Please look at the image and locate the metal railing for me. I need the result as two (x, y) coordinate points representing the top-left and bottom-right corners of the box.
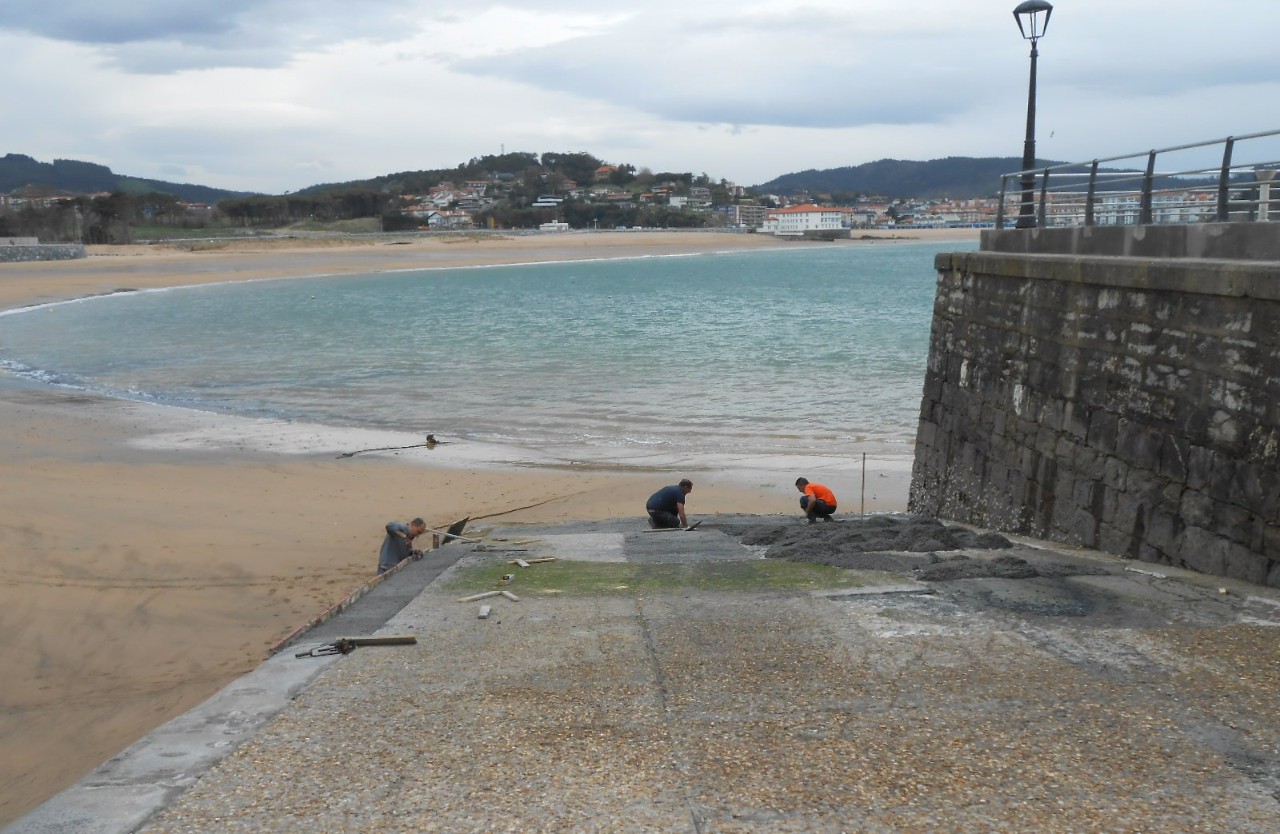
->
(995, 129), (1280, 229)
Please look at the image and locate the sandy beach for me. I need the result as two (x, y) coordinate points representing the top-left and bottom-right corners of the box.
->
(0, 228), (976, 825)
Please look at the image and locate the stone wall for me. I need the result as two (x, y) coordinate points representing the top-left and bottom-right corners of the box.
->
(910, 239), (1280, 586)
(0, 243), (85, 263)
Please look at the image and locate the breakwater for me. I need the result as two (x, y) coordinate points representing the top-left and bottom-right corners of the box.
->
(910, 224), (1280, 586)
(0, 243), (86, 263)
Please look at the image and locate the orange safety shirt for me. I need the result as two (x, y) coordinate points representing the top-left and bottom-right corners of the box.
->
(805, 482), (837, 507)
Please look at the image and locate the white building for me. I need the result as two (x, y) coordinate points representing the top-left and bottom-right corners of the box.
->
(762, 203), (852, 237)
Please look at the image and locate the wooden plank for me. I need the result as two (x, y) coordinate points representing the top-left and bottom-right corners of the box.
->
(514, 559), (530, 568)
(456, 590), (501, 603)
(344, 635), (418, 647)
(500, 590), (520, 601)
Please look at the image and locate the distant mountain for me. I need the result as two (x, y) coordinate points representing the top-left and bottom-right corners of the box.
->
(1, 151), (1093, 206)
(0, 154), (252, 203)
(755, 157), (1067, 200)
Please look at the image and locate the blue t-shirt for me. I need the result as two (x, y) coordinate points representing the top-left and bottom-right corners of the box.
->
(646, 485), (686, 514)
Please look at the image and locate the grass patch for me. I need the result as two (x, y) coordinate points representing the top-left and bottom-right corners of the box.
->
(131, 225), (264, 241)
(285, 218), (382, 233)
(443, 558), (884, 597)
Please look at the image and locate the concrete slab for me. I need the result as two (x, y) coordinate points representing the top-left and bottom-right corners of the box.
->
(10, 514), (1280, 833)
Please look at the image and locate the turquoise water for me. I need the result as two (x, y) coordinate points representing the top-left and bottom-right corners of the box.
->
(0, 241), (973, 462)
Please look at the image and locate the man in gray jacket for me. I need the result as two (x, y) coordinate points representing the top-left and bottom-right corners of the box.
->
(378, 517), (427, 574)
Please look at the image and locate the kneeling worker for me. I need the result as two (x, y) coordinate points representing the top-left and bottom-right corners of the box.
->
(378, 517), (427, 574)
(795, 477), (837, 523)
(646, 479), (693, 529)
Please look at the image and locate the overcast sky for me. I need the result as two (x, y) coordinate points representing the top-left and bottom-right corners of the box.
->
(0, 0), (1276, 194)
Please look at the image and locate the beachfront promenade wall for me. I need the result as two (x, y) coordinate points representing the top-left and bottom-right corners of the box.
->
(909, 224), (1280, 586)
(0, 243), (85, 262)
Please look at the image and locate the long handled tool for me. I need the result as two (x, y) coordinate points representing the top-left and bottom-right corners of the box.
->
(295, 635), (417, 658)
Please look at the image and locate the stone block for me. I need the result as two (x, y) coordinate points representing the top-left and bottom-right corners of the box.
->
(991, 409), (1008, 438)
(1178, 489), (1215, 529)
(1071, 446), (1105, 483)
(1229, 460), (1268, 512)
(1158, 435), (1191, 483)
(1098, 524), (1131, 556)
(1186, 446), (1215, 491)
(1223, 543), (1269, 585)
(1116, 419), (1164, 471)
(1070, 509), (1099, 548)
(1146, 508), (1180, 552)
(1207, 409), (1245, 455)
(1034, 427), (1058, 457)
(1126, 468), (1167, 505)
(1062, 401), (1089, 439)
(1212, 501), (1257, 549)
(1208, 457), (1240, 504)
(1175, 526), (1228, 576)
(1262, 523), (1280, 563)
(1087, 410), (1119, 453)
(1138, 542), (1165, 564)
(1103, 458), (1127, 492)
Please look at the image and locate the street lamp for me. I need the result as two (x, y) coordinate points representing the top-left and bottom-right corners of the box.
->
(1013, 0), (1052, 229)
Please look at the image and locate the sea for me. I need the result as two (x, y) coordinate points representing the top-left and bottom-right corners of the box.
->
(0, 240), (975, 479)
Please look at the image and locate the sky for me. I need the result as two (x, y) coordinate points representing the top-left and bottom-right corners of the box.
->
(0, 0), (1277, 195)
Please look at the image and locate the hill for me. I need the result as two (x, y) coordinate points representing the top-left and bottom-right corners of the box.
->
(755, 156), (1065, 200)
(0, 154), (252, 203)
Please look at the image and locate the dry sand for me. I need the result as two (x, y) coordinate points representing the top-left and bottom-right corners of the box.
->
(0, 227), (977, 825)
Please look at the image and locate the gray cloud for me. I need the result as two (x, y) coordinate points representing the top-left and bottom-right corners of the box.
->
(0, 0), (259, 44)
(0, 0), (1275, 194)
(447, 6), (1002, 130)
(0, 0), (427, 72)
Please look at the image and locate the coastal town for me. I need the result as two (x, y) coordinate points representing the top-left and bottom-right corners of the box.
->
(0, 149), (1245, 244)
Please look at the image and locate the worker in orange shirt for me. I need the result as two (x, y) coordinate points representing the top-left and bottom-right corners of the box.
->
(795, 477), (837, 524)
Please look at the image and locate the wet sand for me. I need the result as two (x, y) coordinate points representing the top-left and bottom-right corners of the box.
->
(0, 228), (976, 825)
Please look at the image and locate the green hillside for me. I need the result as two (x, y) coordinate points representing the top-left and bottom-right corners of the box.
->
(0, 154), (252, 202)
(755, 156), (1062, 199)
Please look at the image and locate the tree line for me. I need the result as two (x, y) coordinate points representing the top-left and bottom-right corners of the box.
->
(0, 148), (762, 242)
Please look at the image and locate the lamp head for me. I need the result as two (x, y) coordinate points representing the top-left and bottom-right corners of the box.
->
(1013, 0), (1053, 42)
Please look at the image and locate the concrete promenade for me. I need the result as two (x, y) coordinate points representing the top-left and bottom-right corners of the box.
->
(9, 515), (1280, 833)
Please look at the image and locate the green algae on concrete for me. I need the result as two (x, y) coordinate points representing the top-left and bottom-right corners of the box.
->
(443, 558), (898, 597)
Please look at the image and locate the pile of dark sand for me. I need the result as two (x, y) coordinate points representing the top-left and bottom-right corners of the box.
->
(719, 515), (1013, 573)
(717, 515), (1110, 581)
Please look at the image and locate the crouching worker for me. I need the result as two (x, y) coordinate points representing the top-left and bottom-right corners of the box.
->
(795, 477), (837, 523)
(378, 517), (427, 574)
(646, 479), (693, 529)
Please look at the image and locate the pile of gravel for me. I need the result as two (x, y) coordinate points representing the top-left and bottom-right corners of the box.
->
(718, 515), (1014, 572)
(717, 516), (1116, 582)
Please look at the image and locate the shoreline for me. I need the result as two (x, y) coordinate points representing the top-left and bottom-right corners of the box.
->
(0, 228), (975, 825)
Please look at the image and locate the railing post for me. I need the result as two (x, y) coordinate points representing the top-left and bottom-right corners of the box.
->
(1139, 150), (1157, 225)
(1257, 168), (1277, 222)
(1085, 160), (1099, 226)
(1037, 171), (1050, 227)
(996, 176), (1009, 229)
(1217, 137), (1235, 222)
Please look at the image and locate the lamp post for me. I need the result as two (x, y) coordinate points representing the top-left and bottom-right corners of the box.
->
(1013, 0), (1052, 229)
